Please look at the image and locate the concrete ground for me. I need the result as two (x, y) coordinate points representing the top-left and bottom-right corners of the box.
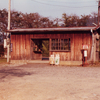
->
(0, 63), (100, 100)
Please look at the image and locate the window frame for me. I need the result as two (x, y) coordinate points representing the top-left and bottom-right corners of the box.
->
(50, 38), (71, 51)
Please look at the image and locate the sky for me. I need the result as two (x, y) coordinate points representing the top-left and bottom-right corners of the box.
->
(0, 0), (98, 19)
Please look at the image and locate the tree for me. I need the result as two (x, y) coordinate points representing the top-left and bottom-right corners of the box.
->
(0, 9), (8, 33)
(89, 12), (98, 26)
(40, 17), (54, 28)
(62, 13), (95, 27)
(62, 13), (80, 27)
(11, 11), (24, 28)
(53, 18), (62, 27)
(78, 15), (91, 26)
(0, 9), (99, 36)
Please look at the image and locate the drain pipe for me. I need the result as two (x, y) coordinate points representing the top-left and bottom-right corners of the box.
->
(89, 29), (94, 62)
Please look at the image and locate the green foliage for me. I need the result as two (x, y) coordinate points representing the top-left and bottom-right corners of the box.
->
(42, 40), (49, 57)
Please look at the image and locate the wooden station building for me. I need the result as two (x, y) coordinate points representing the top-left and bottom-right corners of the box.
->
(8, 27), (100, 65)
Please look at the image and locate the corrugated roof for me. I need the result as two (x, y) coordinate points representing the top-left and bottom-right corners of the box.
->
(7, 27), (96, 33)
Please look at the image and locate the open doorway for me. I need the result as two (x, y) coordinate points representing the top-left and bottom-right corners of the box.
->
(42, 39), (49, 60)
(31, 39), (49, 60)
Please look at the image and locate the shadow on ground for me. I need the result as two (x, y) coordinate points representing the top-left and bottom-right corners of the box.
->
(0, 68), (33, 80)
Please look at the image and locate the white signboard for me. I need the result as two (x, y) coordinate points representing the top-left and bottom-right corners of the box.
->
(55, 54), (60, 65)
(4, 39), (7, 48)
(84, 50), (87, 57)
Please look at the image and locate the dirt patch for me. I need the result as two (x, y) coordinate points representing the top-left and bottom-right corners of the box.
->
(0, 68), (33, 81)
(0, 63), (100, 100)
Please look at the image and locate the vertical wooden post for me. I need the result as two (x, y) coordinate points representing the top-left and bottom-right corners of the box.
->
(7, 0), (11, 63)
(94, 34), (96, 62)
(49, 38), (51, 56)
(98, 0), (100, 25)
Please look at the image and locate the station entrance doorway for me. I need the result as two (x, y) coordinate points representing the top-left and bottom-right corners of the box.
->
(31, 39), (49, 60)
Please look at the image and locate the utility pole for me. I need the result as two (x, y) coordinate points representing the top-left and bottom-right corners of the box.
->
(7, 0), (11, 63)
(98, 0), (100, 25)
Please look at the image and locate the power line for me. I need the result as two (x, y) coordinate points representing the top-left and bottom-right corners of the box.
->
(31, 0), (98, 8)
(37, 0), (96, 4)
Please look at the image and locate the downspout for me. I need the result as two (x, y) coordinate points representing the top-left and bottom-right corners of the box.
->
(89, 29), (94, 62)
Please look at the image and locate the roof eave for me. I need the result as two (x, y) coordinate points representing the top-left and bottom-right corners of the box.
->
(7, 27), (96, 33)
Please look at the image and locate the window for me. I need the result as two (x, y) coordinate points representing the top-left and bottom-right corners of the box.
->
(51, 39), (70, 51)
(31, 39), (42, 52)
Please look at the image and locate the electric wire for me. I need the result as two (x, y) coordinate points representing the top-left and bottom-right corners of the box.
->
(37, 0), (96, 4)
(31, 0), (98, 8)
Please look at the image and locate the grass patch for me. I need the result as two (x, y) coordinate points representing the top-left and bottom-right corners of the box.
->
(0, 58), (7, 64)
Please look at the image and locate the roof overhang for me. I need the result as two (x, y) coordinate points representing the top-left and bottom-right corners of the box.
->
(7, 27), (96, 33)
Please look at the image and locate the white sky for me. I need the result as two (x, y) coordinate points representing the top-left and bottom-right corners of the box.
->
(0, 0), (98, 19)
